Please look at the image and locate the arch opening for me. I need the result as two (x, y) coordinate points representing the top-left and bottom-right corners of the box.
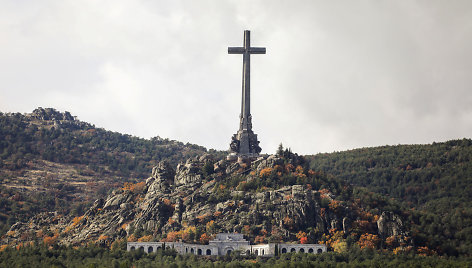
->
(281, 248), (287, 254)
(197, 249), (202, 255)
(148, 247), (153, 253)
(308, 248), (314, 253)
(290, 248), (296, 252)
(206, 249), (211, 255)
(317, 248), (323, 254)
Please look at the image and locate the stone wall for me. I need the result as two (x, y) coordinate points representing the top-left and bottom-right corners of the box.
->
(279, 243), (327, 254)
(127, 241), (327, 256)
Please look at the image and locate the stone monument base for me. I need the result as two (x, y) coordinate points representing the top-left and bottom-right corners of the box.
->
(226, 153), (238, 161)
(237, 153), (259, 163)
(227, 153), (259, 163)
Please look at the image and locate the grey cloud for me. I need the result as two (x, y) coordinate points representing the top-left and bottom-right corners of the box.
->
(0, 0), (471, 154)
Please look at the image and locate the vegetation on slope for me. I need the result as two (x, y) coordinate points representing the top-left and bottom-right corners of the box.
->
(83, 151), (418, 257)
(0, 108), (210, 235)
(1, 242), (471, 267)
(1, 107), (471, 261)
(307, 139), (472, 256)
(0, 108), (209, 175)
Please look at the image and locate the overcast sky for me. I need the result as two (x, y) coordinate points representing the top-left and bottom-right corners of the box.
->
(1, 0), (471, 155)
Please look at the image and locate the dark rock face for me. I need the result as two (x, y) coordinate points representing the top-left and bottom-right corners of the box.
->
(377, 211), (406, 238)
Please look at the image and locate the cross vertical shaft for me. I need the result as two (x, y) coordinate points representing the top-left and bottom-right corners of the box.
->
(242, 30), (251, 127)
(228, 30), (266, 158)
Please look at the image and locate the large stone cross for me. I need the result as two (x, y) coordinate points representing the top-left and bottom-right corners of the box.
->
(228, 30), (265, 158)
(228, 30), (266, 131)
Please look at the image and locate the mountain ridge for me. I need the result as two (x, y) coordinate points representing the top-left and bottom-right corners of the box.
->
(1, 108), (471, 257)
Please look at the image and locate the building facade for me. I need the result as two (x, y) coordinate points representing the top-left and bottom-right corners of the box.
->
(127, 233), (327, 257)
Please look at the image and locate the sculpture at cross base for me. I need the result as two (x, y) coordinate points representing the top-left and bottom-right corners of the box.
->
(227, 30), (265, 160)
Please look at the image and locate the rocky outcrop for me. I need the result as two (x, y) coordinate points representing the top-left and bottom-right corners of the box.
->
(26, 107), (92, 129)
(31, 107), (75, 121)
(147, 161), (175, 193)
(251, 155), (283, 172)
(174, 158), (203, 185)
(377, 211), (406, 238)
(2, 154), (411, 248)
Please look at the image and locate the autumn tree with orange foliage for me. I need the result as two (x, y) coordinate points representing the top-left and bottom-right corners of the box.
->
(122, 181), (146, 193)
(319, 229), (344, 250)
(300, 237), (308, 244)
(206, 220), (216, 234)
(417, 246), (437, 256)
(385, 235), (399, 249)
(295, 165), (304, 174)
(127, 234), (137, 242)
(181, 226), (196, 242)
(137, 235), (152, 242)
(199, 233), (210, 244)
(296, 231), (308, 244)
(259, 167), (273, 178)
(357, 233), (380, 250)
(43, 233), (59, 246)
(164, 231), (181, 242)
(285, 163), (295, 173)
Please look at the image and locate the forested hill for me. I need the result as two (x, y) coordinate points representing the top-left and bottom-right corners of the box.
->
(307, 139), (472, 255)
(307, 139), (472, 211)
(0, 108), (210, 177)
(0, 108), (212, 234)
(1, 108), (472, 257)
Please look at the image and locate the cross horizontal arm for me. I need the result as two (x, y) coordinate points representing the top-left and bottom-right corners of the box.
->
(249, 47), (266, 54)
(228, 47), (245, 54)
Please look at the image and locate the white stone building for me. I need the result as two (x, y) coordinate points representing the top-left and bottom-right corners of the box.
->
(127, 233), (327, 257)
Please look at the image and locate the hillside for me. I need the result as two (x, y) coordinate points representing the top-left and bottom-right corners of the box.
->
(0, 108), (210, 234)
(1, 108), (471, 258)
(0, 108), (210, 174)
(4, 152), (414, 257)
(307, 139), (472, 256)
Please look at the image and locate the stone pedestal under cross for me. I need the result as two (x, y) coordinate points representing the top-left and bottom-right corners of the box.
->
(227, 30), (265, 159)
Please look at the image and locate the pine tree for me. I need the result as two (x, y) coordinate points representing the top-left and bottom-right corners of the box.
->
(277, 143), (284, 156)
